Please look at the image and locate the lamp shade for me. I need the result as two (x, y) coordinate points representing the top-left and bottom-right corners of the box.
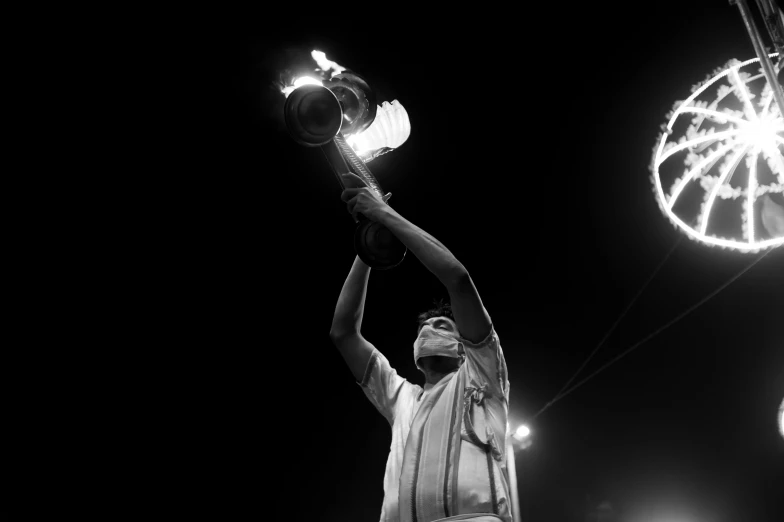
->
(346, 100), (411, 160)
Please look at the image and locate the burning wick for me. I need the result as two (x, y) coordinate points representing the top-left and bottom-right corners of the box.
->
(278, 49), (411, 161)
(280, 49), (347, 98)
(281, 76), (323, 98)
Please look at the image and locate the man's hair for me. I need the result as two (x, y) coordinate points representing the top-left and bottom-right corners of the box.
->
(416, 299), (454, 331)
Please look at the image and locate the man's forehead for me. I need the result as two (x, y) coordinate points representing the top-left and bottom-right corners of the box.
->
(423, 316), (456, 326)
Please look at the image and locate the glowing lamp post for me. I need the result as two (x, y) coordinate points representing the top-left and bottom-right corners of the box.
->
(506, 424), (532, 522)
(779, 396), (784, 440)
(514, 425), (531, 439)
(283, 69), (407, 270)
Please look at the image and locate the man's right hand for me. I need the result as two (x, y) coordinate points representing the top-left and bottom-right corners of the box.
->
(340, 172), (392, 222)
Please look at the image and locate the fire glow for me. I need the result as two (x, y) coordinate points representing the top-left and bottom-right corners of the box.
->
(280, 76), (322, 98)
(279, 50), (346, 98)
(279, 50), (412, 161)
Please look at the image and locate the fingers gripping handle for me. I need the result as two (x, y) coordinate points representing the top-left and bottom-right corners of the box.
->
(320, 136), (390, 221)
(320, 136), (406, 269)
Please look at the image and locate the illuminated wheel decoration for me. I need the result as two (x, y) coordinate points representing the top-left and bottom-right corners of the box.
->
(651, 55), (784, 252)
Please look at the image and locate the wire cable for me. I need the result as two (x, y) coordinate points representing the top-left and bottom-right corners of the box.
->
(531, 236), (683, 420)
(532, 247), (773, 420)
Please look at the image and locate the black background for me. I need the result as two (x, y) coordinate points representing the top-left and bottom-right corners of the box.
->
(83, 3), (784, 521)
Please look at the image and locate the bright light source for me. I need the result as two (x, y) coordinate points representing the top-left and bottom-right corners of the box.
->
(515, 425), (530, 438)
(293, 76), (322, 88)
(345, 100), (411, 158)
(280, 76), (323, 98)
(651, 54), (784, 253)
(779, 396), (784, 440)
(739, 116), (782, 153)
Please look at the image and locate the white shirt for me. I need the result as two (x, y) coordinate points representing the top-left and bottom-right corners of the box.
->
(358, 327), (509, 522)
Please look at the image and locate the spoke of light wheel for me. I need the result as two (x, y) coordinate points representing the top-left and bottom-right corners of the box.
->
(662, 205), (782, 249)
(759, 90), (774, 119)
(693, 72), (769, 129)
(700, 145), (750, 235)
(731, 67), (760, 122)
(667, 56), (775, 130)
(771, 137), (784, 184)
(747, 151), (759, 245)
(668, 142), (736, 210)
(669, 72), (732, 129)
(680, 107), (749, 126)
(657, 129), (743, 166)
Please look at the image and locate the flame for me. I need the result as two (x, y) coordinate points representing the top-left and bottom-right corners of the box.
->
(311, 50), (345, 78)
(278, 50), (346, 98)
(281, 76), (323, 98)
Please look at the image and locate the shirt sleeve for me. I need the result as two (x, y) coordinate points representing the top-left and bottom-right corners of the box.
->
(459, 325), (509, 403)
(358, 349), (420, 426)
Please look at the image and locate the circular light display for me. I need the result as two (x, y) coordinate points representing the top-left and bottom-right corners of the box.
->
(651, 55), (784, 252)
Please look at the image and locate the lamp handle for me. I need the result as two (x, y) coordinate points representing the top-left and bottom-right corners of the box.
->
(320, 135), (406, 269)
(320, 136), (391, 218)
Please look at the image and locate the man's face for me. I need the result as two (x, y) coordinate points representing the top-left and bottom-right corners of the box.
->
(416, 316), (462, 375)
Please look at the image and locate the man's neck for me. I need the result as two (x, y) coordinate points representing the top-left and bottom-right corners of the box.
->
(424, 369), (456, 386)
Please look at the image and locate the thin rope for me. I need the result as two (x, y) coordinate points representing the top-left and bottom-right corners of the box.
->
(531, 236), (683, 420)
(532, 247), (772, 420)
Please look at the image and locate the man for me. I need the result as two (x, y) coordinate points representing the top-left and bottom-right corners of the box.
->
(329, 172), (511, 522)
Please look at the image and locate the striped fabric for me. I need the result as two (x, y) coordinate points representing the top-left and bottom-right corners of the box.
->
(432, 513), (506, 522)
(398, 368), (466, 522)
(359, 327), (511, 522)
(398, 365), (510, 522)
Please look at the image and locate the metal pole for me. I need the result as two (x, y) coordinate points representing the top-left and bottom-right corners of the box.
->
(753, 0), (784, 60)
(506, 437), (522, 522)
(731, 0), (784, 116)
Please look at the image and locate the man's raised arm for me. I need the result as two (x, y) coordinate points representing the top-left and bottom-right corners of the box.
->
(340, 173), (492, 343)
(329, 255), (376, 381)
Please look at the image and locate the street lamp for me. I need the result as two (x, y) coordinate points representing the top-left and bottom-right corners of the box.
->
(778, 396), (784, 440)
(507, 424), (532, 522)
(514, 425), (531, 440)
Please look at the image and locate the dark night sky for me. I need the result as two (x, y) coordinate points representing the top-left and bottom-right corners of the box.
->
(140, 3), (784, 521)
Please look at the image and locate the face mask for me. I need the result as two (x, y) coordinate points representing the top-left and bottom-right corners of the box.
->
(413, 325), (464, 371)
